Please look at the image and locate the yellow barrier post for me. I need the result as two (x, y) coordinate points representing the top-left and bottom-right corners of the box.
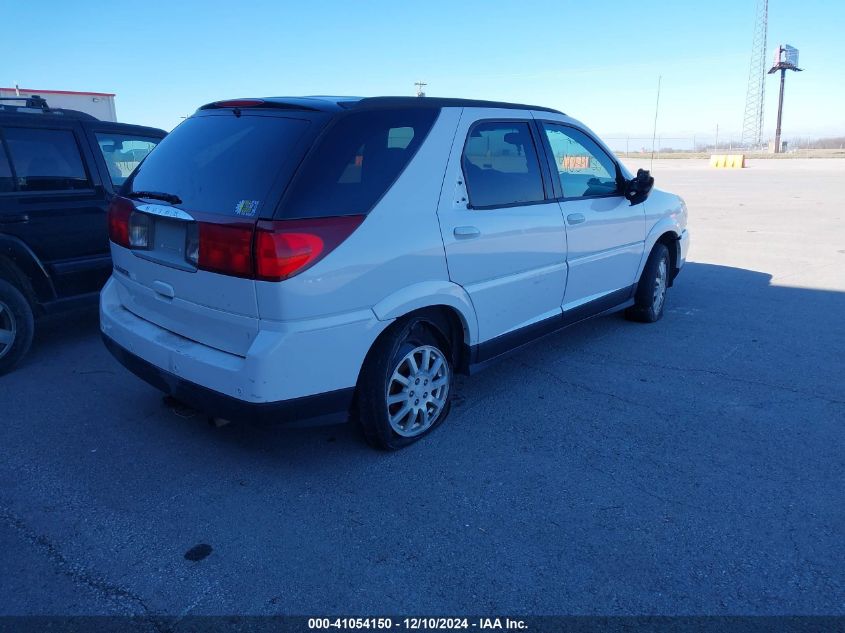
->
(710, 154), (746, 168)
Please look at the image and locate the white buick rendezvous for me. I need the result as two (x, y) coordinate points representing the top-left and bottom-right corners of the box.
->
(101, 96), (689, 449)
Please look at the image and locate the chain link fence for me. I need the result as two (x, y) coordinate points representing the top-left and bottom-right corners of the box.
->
(602, 136), (845, 158)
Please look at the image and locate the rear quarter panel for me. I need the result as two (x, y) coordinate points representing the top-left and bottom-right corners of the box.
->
(255, 108), (466, 327)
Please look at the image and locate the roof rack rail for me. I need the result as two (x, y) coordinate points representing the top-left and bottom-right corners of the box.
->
(0, 96), (99, 120)
(0, 94), (50, 110)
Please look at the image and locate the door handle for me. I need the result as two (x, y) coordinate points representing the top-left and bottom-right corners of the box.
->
(453, 226), (481, 239)
(567, 213), (586, 225)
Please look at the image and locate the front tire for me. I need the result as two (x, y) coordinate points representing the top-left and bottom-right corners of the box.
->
(625, 243), (670, 323)
(0, 279), (35, 376)
(357, 317), (454, 450)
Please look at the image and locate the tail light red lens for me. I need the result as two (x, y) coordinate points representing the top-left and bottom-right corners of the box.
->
(255, 216), (365, 281)
(255, 230), (323, 281)
(197, 222), (254, 277)
(108, 198), (363, 282)
(107, 196), (135, 248)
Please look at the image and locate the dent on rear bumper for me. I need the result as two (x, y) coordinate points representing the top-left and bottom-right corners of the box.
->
(100, 276), (389, 405)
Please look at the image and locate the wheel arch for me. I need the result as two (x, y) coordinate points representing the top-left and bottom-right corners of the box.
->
(372, 281), (478, 345)
(655, 231), (680, 285)
(371, 283), (478, 376)
(636, 222), (681, 287)
(0, 236), (55, 309)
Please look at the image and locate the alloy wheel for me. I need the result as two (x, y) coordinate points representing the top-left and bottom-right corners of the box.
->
(653, 257), (668, 313)
(386, 344), (450, 437)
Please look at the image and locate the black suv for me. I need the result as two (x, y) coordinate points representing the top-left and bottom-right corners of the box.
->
(0, 96), (166, 374)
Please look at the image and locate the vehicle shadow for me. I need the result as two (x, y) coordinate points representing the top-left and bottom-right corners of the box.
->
(149, 259), (845, 468)
(12, 261), (844, 472)
(31, 305), (100, 350)
(4, 259), (845, 617)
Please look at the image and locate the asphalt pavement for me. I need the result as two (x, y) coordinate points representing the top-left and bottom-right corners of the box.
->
(1, 159), (843, 619)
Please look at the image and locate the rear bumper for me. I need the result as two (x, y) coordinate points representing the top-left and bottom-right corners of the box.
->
(103, 333), (354, 426)
(100, 275), (388, 425)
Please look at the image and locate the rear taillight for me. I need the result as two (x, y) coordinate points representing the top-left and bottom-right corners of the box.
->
(109, 197), (363, 282)
(254, 216), (365, 281)
(197, 222), (254, 277)
(107, 196), (134, 248)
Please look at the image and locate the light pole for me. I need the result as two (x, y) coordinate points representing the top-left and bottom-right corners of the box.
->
(768, 44), (803, 153)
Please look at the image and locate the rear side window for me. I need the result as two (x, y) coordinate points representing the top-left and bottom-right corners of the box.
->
(126, 114), (311, 216)
(95, 133), (161, 187)
(2, 127), (90, 192)
(462, 121), (545, 208)
(281, 108), (439, 219)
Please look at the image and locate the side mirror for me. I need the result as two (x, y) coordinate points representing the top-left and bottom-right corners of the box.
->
(625, 168), (654, 205)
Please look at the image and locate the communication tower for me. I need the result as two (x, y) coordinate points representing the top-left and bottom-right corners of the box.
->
(741, 0), (769, 148)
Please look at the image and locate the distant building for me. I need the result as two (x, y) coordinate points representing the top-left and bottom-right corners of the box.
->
(0, 86), (117, 121)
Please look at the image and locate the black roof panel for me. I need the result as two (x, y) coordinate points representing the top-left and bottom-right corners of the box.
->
(349, 96), (564, 114)
(198, 96), (563, 115)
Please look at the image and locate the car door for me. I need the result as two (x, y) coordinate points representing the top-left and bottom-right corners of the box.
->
(436, 109), (568, 350)
(537, 121), (646, 312)
(0, 121), (110, 298)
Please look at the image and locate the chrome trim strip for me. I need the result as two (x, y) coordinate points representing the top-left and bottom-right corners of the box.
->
(135, 203), (194, 222)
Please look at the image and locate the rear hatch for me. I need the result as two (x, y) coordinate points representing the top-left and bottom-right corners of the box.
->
(109, 106), (324, 356)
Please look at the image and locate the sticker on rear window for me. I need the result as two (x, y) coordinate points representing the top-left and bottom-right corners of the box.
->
(234, 199), (260, 216)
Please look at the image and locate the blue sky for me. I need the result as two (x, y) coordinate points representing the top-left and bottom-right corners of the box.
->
(6, 0), (844, 142)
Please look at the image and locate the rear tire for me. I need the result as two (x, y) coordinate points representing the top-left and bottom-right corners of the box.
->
(625, 243), (670, 323)
(357, 317), (454, 450)
(0, 279), (35, 376)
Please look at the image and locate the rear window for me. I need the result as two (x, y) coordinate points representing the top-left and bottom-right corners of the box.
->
(126, 114), (311, 217)
(280, 108), (439, 219)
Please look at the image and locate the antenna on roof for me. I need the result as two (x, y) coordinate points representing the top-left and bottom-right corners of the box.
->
(414, 81), (427, 97)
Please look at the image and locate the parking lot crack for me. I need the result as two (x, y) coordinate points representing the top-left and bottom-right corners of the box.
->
(515, 360), (653, 410)
(0, 504), (163, 626)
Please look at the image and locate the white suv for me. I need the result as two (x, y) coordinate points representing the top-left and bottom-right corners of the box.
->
(101, 96), (689, 449)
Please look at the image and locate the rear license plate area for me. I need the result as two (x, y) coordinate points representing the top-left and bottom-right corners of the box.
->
(135, 217), (196, 272)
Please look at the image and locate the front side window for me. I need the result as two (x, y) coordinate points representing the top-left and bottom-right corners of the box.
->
(462, 121), (545, 208)
(96, 133), (160, 187)
(2, 127), (90, 192)
(542, 123), (619, 198)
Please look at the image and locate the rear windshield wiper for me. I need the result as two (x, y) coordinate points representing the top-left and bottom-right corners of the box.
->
(127, 190), (182, 205)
